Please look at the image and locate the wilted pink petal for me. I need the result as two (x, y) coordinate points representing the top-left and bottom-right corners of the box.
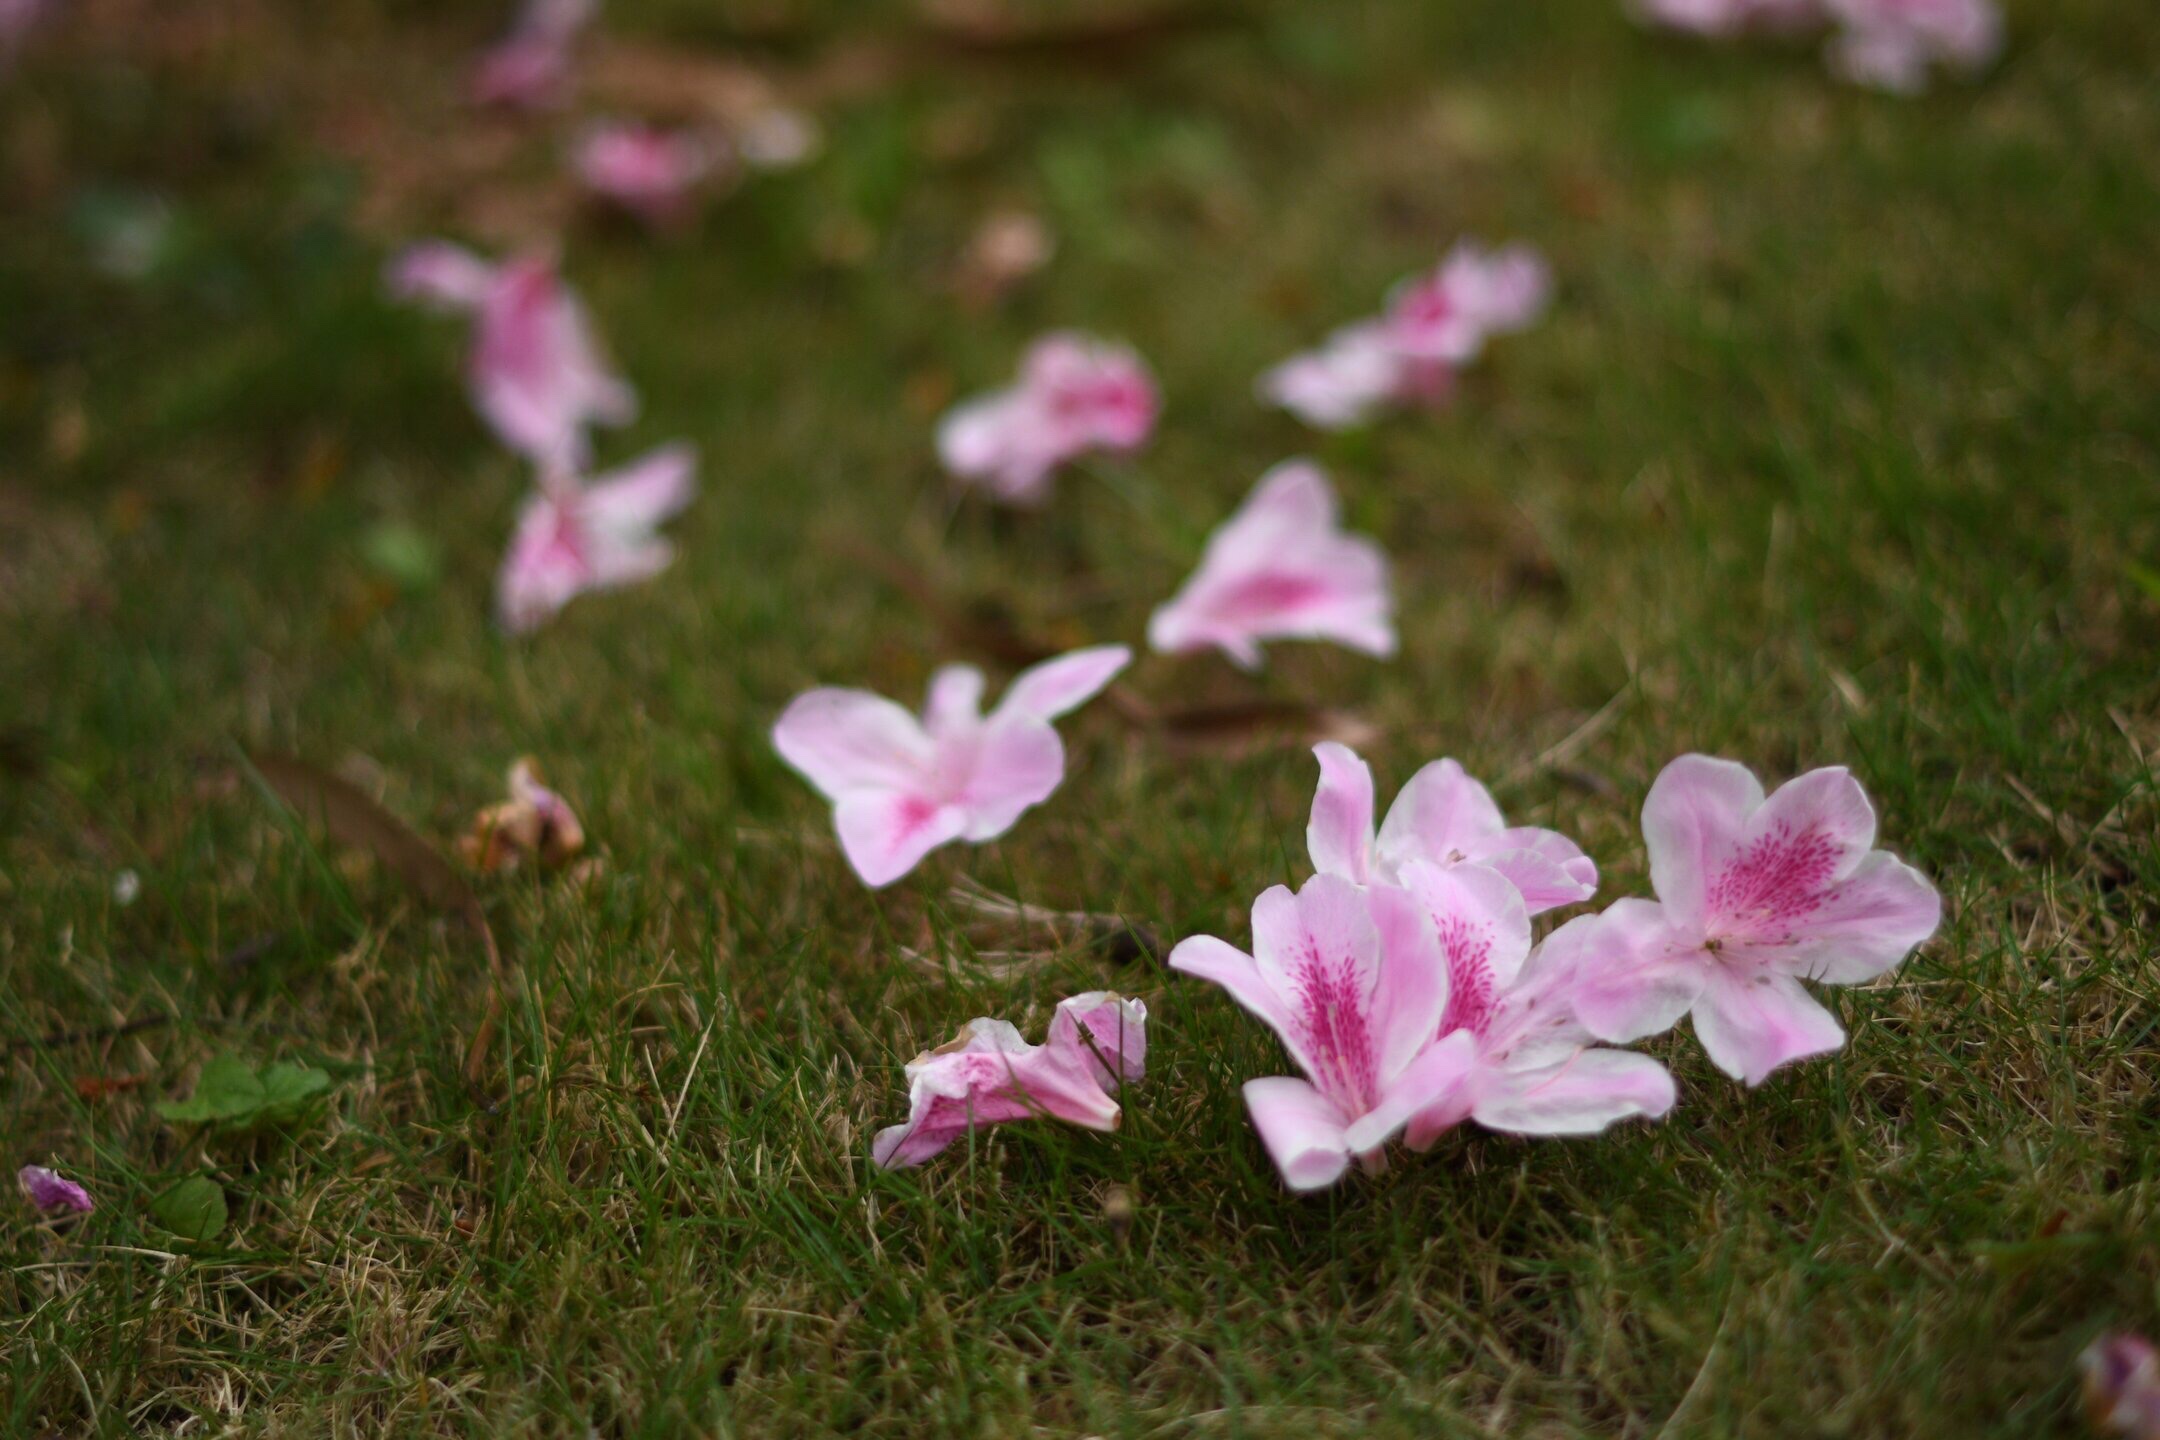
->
(937, 333), (1158, 505)
(2084, 1334), (2160, 1440)
(18, 1164), (93, 1215)
(497, 444), (696, 633)
(1823, 0), (1999, 91)
(772, 645), (1130, 887)
(472, 0), (597, 109)
(1572, 755), (1939, 1085)
(1147, 461), (1394, 669)
(573, 121), (717, 227)
(871, 993), (1147, 1168)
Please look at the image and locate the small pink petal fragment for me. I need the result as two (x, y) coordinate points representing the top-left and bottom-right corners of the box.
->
(573, 121), (718, 227)
(871, 994), (1147, 1168)
(1147, 460), (1394, 669)
(1823, 0), (2000, 92)
(937, 333), (1158, 505)
(2084, 1334), (2160, 1440)
(18, 1164), (93, 1214)
(472, 0), (597, 110)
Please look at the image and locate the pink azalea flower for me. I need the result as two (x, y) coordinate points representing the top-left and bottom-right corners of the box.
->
(1147, 461), (1394, 669)
(1260, 240), (1550, 431)
(1822, 0), (2000, 92)
(17, 1164), (93, 1214)
(471, 0), (597, 110)
(1306, 743), (1598, 915)
(1570, 755), (1941, 1086)
(1381, 242), (1552, 366)
(936, 333), (1159, 505)
(388, 242), (637, 470)
(2083, 1334), (2160, 1440)
(497, 444), (696, 633)
(872, 991), (1147, 1168)
(573, 121), (718, 228)
(772, 645), (1132, 887)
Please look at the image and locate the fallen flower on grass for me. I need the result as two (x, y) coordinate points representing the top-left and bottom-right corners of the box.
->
(1259, 241), (1549, 430)
(572, 121), (720, 228)
(1148, 461), (1394, 669)
(1822, 0), (2000, 92)
(1169, 866), (1673, 1192)
(872, 991), (1147, 1167)
(497, 444), (696, 633)
(772, 645), (1130, 887)
(387, 241), (636, 471)
(472, 0), (598, 110)
(2082, 1334), (2160, 1440)
(17, 1164), (93, 1215)
(1568, 755), (1941, 1086)
(459, 757), (587, 872)
(937, 333), (1158, 505)
(1306, 743), (1597, 914)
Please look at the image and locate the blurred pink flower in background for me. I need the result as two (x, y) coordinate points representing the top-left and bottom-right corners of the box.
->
(573, 121), (719, 228)
(772, 645), (1131, 887)
(1568, 755), (1941, 1086)
(937, 333), (1158, 505)
(2083, 1334), (2160, 1440)
(1261, 241), (1550, 429)
(1824, 0), (2000, 92)
(18, 1164), (93, 1214)
(872, 992), (1147, 1168)
(471, 0), (598, 110)
(388, 242), (636, 470)
(497, 443), (696, 633)
(1632, 0), (1823, 36)
(1148, 461), (1394, 669)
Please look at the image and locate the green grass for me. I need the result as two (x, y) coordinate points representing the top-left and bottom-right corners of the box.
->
(4, 0), (2158, 1434)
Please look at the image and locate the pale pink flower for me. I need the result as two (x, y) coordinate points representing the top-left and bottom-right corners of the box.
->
(936, 333), (1158, 505)
(772, 645), (1131, 887)
(18, 1164), (93, 1214)
(1823, 0), (2000, 92)
(388, 242), (636, 470)
(497, 444), (696, 633)
(1147, 461), (1394, 669)
(1569, 755), (1941, 1086)
(1632, 0), (1823, 36)
(1381, 242), (1552, 366)
(573, 121), (718, 228)
(1255, 321), (1401, 430)
(872, 991), (1147, 1168)
(2083, 1334), (2160, 1440)
(471, 0), (597, 110)
(1306, 743), (1597, 915)
(1260, 240), (1550, 430)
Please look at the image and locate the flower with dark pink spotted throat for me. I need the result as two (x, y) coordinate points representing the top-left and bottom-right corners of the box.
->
(872, 993), (1146, 1168)
(772, 645), (1131, 887)
(1567, 755), (1941, 1086)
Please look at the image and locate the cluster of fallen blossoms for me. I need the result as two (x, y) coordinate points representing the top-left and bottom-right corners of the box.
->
(856, 743), (1941, 1191)
(1633, 0), (2001, 93)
